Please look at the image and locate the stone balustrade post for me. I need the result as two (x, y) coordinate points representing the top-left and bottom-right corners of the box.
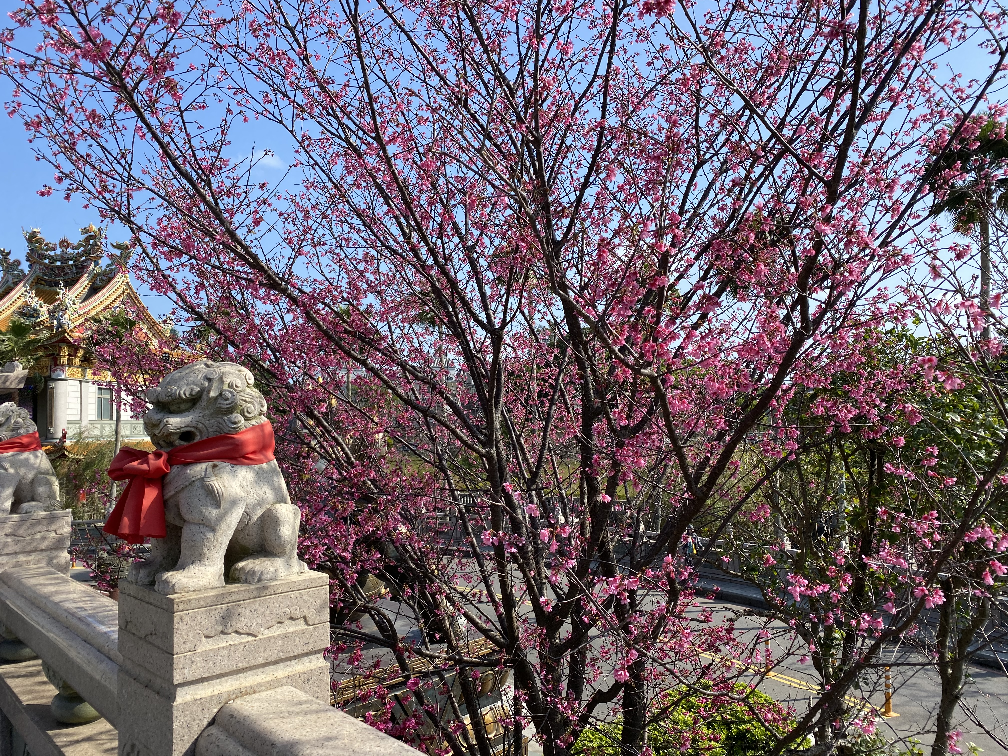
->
(0, 510), (72, 664)
(116, 572), (330, 756)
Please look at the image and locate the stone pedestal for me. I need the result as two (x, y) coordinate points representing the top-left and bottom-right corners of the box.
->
(0, 511), (71, 575)
(116, 571), (330, 756)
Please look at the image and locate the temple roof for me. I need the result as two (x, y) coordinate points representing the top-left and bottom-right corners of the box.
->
(0, 226), (165, 371)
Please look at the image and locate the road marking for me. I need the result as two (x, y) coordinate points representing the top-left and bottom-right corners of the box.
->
(698, 651), (866, 708)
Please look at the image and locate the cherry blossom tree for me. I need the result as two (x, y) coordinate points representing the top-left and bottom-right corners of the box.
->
(906, 166), (1008, 755)
(719, 325), (1008, 753)
(5, 0), (1008, 753)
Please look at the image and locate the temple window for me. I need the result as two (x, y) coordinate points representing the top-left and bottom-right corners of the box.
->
(97, 387), (113, 421)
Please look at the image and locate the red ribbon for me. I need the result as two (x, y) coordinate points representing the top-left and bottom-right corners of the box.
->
(0, 432), (43, 454)
(103, 421), (276, 544)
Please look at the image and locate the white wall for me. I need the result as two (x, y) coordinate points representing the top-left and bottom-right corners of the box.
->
(66, 380), (80, 422)
(86, 383), (97, 421)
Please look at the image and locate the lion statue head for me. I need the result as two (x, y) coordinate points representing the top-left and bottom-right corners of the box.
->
(0, 403), (38, 442)
(143, 360), (268, 450)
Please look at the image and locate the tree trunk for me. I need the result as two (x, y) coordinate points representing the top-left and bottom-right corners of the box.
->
(619, 657), (647, 756)
(931, 581), (990, 756)
(512, 691), (523, 756)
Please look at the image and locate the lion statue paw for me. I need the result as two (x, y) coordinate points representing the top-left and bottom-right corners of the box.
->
(155, 565), (226, 595)
(230, 555), (307, 584)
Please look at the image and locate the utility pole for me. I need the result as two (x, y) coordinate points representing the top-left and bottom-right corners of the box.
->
(107, 385), (123, 516)
(980, 194), (992, 341)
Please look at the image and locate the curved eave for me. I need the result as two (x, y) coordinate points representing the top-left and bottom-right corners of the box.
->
(75, 272), (165, 340)
(75, 273), (128, 324)
(0, 264), (96, 332)
(0, 266), (165, 351)
(67, 265), (97, 300)
(0, 271), (38, 331)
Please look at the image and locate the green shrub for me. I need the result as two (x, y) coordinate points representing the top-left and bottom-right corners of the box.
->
(50, 440), (117, 519)
(50, 437), (153, 519)
(574, 685), (794, 756)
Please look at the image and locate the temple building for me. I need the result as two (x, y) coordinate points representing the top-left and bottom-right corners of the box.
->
(0, 226), (163, 443)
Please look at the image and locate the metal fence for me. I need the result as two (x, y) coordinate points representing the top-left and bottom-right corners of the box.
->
(69, 519), (144, 586)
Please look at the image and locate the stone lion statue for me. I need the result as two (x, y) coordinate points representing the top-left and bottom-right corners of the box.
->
(128, 360), (307, 595)
(0, 404), (60, 514)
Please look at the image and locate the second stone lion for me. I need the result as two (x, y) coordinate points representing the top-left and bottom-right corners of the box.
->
(107, 359), (307, 595)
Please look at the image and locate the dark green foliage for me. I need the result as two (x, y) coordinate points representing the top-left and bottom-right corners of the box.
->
(929, 117), (1008, 232)
(50, 440), (115, 519)
(0, 318), (47, 367)
(574, 686), (795, 756)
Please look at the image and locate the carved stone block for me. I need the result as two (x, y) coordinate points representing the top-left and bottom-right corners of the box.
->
(117, 571), (330, 756)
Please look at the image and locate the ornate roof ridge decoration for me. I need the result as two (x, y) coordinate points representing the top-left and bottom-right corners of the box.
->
(24, 225), (104, 288)
(48, 283), (79, 334)
(14, 287), (48, 326)
(0, 248), (26, 295)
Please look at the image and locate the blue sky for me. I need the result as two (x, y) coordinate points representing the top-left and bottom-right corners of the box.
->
(0, 103), (292, 321)
(0, 69), (296, 321)
(0, 111), (106, 254)
(0, 2), (999, 326)
(0, 107), (178, 316)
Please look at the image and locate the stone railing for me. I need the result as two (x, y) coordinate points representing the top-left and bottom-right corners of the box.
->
(0, 510), (420, 756)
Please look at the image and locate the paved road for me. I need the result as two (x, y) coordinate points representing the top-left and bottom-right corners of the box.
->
(337, 579), (1008, 755)
(693, 596), (1008, 755)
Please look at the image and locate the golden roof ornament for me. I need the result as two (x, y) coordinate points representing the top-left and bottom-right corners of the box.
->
(24, 226), (103, 288)
(48, 284), (78, 334)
